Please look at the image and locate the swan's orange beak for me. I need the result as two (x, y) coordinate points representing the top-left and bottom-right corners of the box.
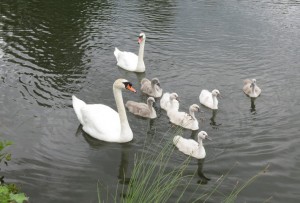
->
(126, 85), (137, 93)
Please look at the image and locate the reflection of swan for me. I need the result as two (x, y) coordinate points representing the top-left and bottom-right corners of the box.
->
(160, 92), (179, 112)
(197, 158), (210, 184)
(125, 97), (157, 119)
(210, 109), (221, 128)
(173, 131), (211, 159)
(114, 33), (146, 72)
(199, 89), (221, 110)
(250, 97), (256, 113)
(72, 79), (137, 143)
(118, 144), (132, 185)
(243, 79), (261, 98)
(167, 104), (200, 130)
(140, 78), (163, 98)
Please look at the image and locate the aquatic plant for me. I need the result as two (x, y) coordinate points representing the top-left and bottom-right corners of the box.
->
(0, 140), (28, 203)
(97, 126), (268, 203)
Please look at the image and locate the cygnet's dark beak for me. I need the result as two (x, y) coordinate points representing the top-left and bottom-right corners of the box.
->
(206, 135), (212, 141)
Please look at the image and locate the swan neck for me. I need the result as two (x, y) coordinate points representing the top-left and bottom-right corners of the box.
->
(113, 86), (131, 136)
(212, 95), (217, 109)
(189, 109), (196, 120)
(147, 101), (153, 112)
(251, 84), (255, 94)
(197, 138), (203, 147)
(136, 40), (145, 72)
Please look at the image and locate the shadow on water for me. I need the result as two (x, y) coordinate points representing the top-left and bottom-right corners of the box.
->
(197, 158), (211, 185)
(75, 124), (133, 184)
(250, 97), (257, 114)
(210, 109), (222, 129)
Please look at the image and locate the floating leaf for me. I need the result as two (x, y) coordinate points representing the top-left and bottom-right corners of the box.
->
(10, 193), (29, 203)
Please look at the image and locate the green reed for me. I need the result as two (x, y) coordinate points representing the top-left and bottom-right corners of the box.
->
(97, 125), (269, 203)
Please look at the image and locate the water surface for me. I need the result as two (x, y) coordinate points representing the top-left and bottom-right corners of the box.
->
(0, 0), (300, 202)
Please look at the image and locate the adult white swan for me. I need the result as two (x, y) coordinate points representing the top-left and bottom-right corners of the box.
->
(243, 79), (261, 98)
(72, 79), (137, 143)
(114, 33), (146, 72)
(160, 92), (180, 112)
(125, 97), (157, 119)
(173, 131), (211, 159)
(140, 77), (163, 98)
(167, 104), (200, 130)
(199, 89), (221, 110)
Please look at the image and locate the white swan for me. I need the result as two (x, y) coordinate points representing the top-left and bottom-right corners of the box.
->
(243, 79), (261, 98)
(140, 78), (163, 98)
(160, 92), (180, 112)
(173, 131), (211, 159)
(114, 33), (146, 72)
(167, 104), (200, 130)
(72, 79), (137, 143)
(125, 97), (157, 119)
(199, 89), (220, 110)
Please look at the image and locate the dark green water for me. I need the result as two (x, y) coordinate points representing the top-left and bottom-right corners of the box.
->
(0, 0), (300, 202)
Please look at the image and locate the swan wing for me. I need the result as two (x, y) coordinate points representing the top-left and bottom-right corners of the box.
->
(160, 92), (170, 110)
(126, 101), (151, 117)
(174, 136), (199, 156)
(115, 48), (138, 71)
(199, 90), (213, 109)
(255, 86), (262, 96)
(81, 104), (121, 142)
(243, 79), (252, 95)
(141, 80), (154, 96)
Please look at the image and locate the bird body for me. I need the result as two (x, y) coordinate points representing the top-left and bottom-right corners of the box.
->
(243, 79), (261, 98)
(125, 97), (157, 119)
(72, 79), (136, 143)
(160, 92), (179, 112)
(173, 131), (210, 159)
(167, 104), (200, 130)
(199, 89), (220, 110)
(114, 33), (146, 72)
(140, 78), (163, 98)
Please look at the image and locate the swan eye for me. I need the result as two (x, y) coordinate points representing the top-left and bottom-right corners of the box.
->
(138, 35), (143, 39)
(123, 82), (132, 88)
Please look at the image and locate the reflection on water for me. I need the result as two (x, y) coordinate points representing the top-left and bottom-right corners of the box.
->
(197, 158), (210, 185)
(118, 144), (131, 185)
(210, 109), (221, 129)
(250, 97), (256, 113)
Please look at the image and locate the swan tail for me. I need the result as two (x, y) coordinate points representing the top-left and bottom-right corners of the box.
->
(114, 47), (121, 61)
(72, 95), (86, 125)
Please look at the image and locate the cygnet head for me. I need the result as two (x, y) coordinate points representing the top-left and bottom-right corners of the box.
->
(151, 78), (161, 87)
(138, 32), (146, 44)
(212, 89), (220, 97)
(190, 104), (200, 112)
(197, 131), (211, 141)
(114, 79), (137, 93)
(147, 97), (155, 105)
(250, 79), (257, 88)
(170, 93), (179, 101)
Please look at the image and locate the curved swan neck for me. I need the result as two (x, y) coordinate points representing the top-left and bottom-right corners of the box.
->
(147, 101), (153, 112)
(136, 40), (145, 72)
(113, 86), (131, 136)
(189, 109), (196, 120)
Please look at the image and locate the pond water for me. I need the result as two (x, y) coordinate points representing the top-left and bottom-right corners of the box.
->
(0, 0), (300, 202)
